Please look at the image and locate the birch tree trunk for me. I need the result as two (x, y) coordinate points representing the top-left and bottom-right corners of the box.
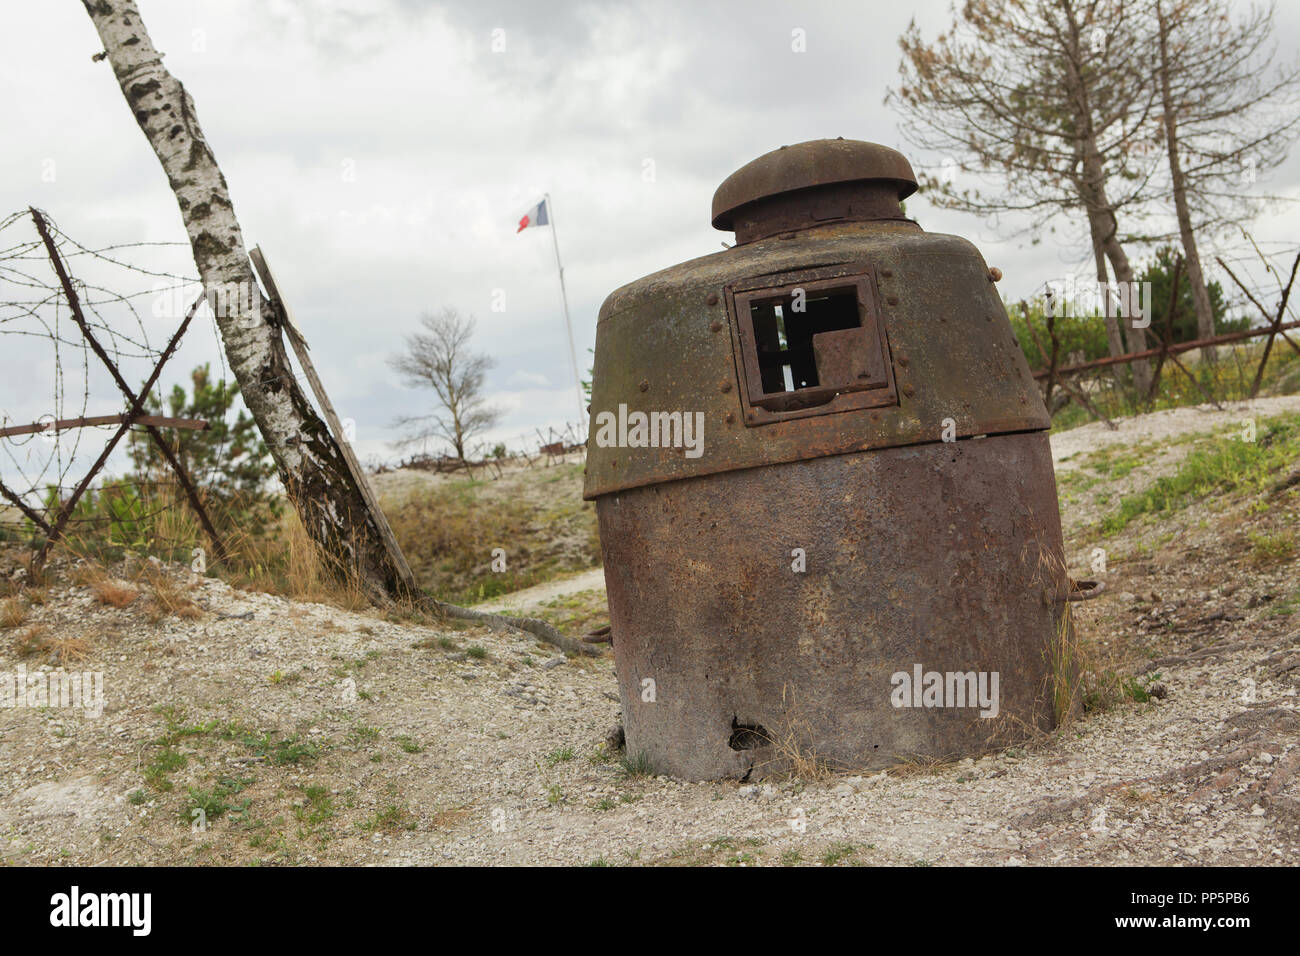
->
(82, 0), (413, 606)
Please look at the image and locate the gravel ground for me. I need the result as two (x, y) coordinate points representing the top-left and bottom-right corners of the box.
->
(1, 406), (1298, 866)
(1050, 396), (1300, 470)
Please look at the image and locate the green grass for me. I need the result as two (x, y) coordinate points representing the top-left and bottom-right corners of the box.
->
(360, 802), (418, 833)
(142, 708), (321, 793)
(545, 746), (575, 767)
(1267, 590), (1300, 618)
(379, 463), (600, 606)
(1121, 672), (1163, 704)
(293, 785), (335, 828)
(393, 734), (424, 754)
(144, 748), (186, 791)
(1099, 414), (1300, 535)
(1249, 530), (1296, 564)
(532, 588), (609, 637)
(822, 842), (857, 866)
(181, 776), (252, 824)
(1049, 340), (1300, 433)
(617, 750), (655, 778)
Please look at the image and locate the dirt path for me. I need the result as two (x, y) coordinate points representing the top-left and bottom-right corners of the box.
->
(3, 401), (1298, 866)
(1050, 396), (1300, 470)
(474, 568), (606, 614)
(469, 398), (1300, 612)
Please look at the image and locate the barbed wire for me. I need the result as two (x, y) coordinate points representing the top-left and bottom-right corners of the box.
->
(0, 208), (239, 539)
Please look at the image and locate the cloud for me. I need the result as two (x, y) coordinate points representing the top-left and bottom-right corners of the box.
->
(2, 0), (1298, 490)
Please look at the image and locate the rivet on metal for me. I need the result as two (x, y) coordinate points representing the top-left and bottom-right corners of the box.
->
(720, 381), (732, 393)
(639, 380), (649, 392)
(988, 267), (1003, 282)
(902, 383), (915, 397)
(706, 292), (719, 306)
(886, 295), (899, 306)
(710, 320), (723, 333)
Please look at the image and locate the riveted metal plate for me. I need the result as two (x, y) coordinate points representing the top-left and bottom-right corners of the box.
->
(724, 263), (897, 425)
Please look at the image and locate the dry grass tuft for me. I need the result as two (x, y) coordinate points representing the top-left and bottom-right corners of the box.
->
(887, 753), (959, 778)
(226, 511), (370, 612)
(92, 578), (139, 609)
(13, 624), (49, 657)
(141, 568), (202, 622)
(1, 597), (26, 629)
(429, 806), (473, 829)
(756, 687), (840, 782)
(48, 633), (91, 666)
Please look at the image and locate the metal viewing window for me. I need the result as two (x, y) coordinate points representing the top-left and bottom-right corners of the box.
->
(724, 264), (897, 424)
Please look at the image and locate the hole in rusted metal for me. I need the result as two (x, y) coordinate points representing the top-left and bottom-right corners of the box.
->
(746, 286), (861, 406)
(728, 717), (771, 751)
(726, 266), (898, 424)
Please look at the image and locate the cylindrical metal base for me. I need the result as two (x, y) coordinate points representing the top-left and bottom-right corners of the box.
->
(596, 432), (1069, 781)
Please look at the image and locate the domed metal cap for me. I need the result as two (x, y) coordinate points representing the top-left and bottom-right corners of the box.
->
(711, 138), (918, 231)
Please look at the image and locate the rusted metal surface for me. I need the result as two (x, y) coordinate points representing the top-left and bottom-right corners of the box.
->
(712, 139), (917, 236)
(725, 182), (914, 244)
(0, 415), (208, 440)
(597, 433), (1067, 780)
(587, 139), (1070, 780)
(584, 223), (1046, 499)
(1027, 318), (1300, 380)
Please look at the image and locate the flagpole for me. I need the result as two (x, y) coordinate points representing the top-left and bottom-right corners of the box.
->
(544, 193), (586, 439)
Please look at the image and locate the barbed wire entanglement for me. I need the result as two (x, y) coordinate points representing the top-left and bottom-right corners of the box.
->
(0, 207), (238, 566)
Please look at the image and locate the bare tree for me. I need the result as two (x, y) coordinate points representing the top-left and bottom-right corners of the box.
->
(1149, 0), (1300, 360)
(389, 309), (501, 463)
(82, 0), (414, 605)
(889, 0), (1161, 388)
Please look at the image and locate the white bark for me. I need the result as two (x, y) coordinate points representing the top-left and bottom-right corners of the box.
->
(82, 0), (410, 604)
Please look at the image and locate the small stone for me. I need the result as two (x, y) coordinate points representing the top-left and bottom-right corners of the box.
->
(604, 724), (625, 752)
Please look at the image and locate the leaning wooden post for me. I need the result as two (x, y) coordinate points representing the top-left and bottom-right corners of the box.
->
(248, 247), (418, 595)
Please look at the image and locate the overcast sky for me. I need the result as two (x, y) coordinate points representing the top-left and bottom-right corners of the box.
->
(2, 0), (1298, 490)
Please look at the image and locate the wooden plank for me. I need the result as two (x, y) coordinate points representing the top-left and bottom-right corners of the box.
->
(0, 414), (208, 440)
(248, 246), (418, 593)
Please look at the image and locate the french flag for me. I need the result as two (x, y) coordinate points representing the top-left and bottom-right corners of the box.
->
(517, 197), (548, 233)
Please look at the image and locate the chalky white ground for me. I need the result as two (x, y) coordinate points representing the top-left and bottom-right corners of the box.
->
(1, 400), (1297, 865)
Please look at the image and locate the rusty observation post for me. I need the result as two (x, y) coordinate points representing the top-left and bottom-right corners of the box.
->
(583, 139), (1073, 780)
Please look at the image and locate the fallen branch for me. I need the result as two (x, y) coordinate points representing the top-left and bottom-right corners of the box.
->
(434, 600), (599, 657)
